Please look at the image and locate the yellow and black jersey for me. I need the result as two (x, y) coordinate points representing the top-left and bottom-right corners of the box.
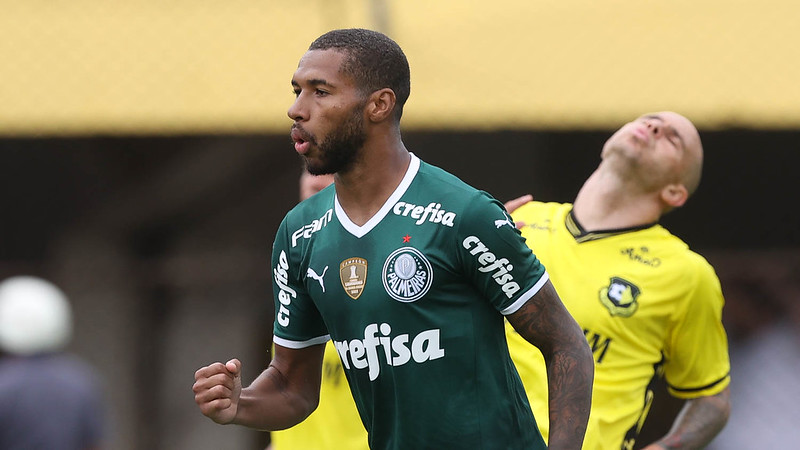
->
(506, 201), (730, 450)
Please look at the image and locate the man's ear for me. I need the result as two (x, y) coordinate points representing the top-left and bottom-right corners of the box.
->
(365, 88), (396, 122)
(660, 183), (689, 209)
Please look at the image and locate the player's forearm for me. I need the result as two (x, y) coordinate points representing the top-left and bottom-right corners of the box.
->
(233, 366), (319, 431)
(507, 281), (594, 449)
(648, 387), (730, 450)
(544, 337), (594, 450)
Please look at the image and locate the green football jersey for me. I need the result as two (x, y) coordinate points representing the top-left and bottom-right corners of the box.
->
(272, 154), (548, 450)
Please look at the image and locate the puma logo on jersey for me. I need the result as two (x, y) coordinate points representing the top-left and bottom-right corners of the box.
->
(494, 212), (514, 228)
(462, 236), (520, 298)
(393, 201), (456, 227)
(306, 265), (328, 292)
(292, 209), (333, 247)
(334, 323), (444, 381)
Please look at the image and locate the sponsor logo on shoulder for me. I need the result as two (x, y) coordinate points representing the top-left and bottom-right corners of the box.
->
(334, 323), (444, 381)
(462, 235), (520, 298)
(274, 250), (296, 326)
(392, 202), (456, 227)
(340, 258), (368, 300)
(292, 209), (333, 247)
(599, 277), (641, 317)
(382, 247), (433, 303)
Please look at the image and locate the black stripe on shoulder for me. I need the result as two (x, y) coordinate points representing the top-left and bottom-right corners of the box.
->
(668, 373), (730, 393)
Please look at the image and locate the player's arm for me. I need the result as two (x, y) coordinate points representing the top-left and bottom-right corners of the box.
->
(506, 279), (594, 450)
(647, 258), (731, 449)
(193, 343), (325, 430)
(642, 387), (730, 450)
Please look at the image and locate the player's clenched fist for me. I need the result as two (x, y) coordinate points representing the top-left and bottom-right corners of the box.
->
(193, 358), (243, 424)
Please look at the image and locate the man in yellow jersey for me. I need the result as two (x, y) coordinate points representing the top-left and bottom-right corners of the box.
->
(505, 112), (730, 449)
(268, 168), (369, 450)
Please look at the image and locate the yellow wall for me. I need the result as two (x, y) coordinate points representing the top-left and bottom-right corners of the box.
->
(2, 0), (798, 135)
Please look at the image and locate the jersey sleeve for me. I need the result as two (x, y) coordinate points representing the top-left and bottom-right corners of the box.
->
(663, 254), (731, 398)
(456, 191), (549, 315)
(271, 216), (330, 348)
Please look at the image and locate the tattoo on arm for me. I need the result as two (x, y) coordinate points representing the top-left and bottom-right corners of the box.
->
(507, 281), (594, 449)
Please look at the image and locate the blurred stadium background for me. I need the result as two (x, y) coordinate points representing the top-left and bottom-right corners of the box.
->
(2, 1), (798, 449)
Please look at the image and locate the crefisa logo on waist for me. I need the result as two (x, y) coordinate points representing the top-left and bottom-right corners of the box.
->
(382, 247), (433, 303)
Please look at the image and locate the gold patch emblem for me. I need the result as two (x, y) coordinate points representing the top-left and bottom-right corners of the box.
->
(340, 257), (368, 300)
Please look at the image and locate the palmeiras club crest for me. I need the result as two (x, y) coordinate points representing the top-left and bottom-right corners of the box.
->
(382, 247), (433, 303)
(340, 257), (367, 300)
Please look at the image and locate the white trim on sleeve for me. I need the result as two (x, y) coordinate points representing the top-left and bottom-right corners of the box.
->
(500, 272), (550, 316)
(273, 334), (331, 349)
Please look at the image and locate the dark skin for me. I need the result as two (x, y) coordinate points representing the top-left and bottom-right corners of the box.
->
(507, 281), (595, 448)
(194, 47), (593, 448)
(288, 50), (409, 227)
(193, 344), (325, 429)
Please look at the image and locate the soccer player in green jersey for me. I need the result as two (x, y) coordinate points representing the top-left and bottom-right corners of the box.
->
(268, 169), (369, 450)
(505, 112), (731, 449)
(193, 28), (593, 449)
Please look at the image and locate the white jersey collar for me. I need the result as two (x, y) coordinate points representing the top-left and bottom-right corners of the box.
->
(335, 153), (420, 238)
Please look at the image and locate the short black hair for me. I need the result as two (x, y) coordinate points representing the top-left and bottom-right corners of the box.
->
(309, 28), (411, 121)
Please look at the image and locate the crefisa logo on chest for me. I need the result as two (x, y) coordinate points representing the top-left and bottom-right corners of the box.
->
(382, 247), (433, 302)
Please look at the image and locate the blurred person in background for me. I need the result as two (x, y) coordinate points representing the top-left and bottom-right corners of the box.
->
(193, 28), (593, 449)
(706, 255), (800, 449)
(0, 276), (106, 450)
(505, 112), (731, 449)
(267, 168), (369, 450)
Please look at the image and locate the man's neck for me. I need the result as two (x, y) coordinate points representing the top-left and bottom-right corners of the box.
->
(572, 168), (662, 231)
(334, 139), (411, 227)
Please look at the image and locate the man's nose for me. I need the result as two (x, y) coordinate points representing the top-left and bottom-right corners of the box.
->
(644, 119), (661, 136)
(288, 96), (306, 121)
